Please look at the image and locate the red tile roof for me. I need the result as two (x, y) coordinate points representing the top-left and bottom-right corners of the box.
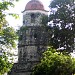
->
(25, 0), (44, 10)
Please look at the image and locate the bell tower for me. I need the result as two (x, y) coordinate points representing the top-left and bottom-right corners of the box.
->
(18, 0), (48, 63)
(9, 0), (48, 75)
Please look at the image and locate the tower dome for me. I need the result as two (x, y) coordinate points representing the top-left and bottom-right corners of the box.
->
(25, 0), (44, 10)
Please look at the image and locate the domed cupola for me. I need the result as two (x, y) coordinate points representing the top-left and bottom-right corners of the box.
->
(23, 0), (48, 15)
(22, 0), (48, 26)
(25, 0), (44, 10)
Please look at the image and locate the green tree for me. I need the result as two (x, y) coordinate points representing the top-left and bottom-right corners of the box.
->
(32, 47), (75, 75)
(48, 0), (75, 52)
(0, 0), (18, 75)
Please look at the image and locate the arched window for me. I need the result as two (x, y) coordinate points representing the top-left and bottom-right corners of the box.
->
(34, 33), (37, 39)
(31, 13), (35, 23)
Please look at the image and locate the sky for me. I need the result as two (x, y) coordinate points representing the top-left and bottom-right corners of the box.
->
(6, 0), (51, 29)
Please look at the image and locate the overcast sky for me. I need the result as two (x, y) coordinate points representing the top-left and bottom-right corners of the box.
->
(6, 0), (51, 29)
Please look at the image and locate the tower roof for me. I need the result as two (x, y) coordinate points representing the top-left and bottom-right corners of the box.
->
(25, 0), (45, 10)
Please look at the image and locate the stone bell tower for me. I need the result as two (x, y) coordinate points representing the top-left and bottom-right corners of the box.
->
(18, 0), (48, 62)
(9, 0), (48, 75)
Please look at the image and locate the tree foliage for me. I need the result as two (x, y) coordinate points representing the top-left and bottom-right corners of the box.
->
(32, 47), (75, 75)
(0, 27), (17, 49)
(41, 15), (48, 26)
(0, 0), (18, 74)
(48, 0), (75, 52)
(0, 53), (13, 75)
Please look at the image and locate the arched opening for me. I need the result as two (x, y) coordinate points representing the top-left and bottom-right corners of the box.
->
(31, 13), (35, 23)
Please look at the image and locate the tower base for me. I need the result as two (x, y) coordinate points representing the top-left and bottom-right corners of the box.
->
(8, 61), (40, 75)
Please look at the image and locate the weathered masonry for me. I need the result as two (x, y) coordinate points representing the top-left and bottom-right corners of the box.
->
(9, 0), (49, 75)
